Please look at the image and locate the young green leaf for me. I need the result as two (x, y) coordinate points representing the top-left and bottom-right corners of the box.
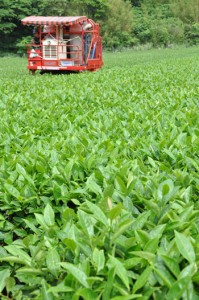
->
(133, 266), (152, 293)
(111, 219), (134, 243)
(4, 245), (31, 266)
(44, 203), (55, 226)
(0, 269), (10, 293)
(0, 256), (27, 265)
(4, 183), (20, 200)
(157, 179), (174, 203)
(161, 255), (180, 278)
(60, 262), (90, 288)
(178, 263), (197, 280)
(102, 268), (115, 300)
(75, 288), (98, 300)
(34, 213), (48, 230)
(86, 200), (109, 226)
(108, 203), (123, 221)
(175, 231), (195, 264)
(130, 251), (155, 264)
(107, 255), (129, 290)
(114, 175), (126, 194)
(46, 248), (60, 276)
(93, 248), (105, 273)
(78, 209), (95, 237)
(5, 277), (15, 294)
(131, 211), (150, 231)
(86, 176), (102, 196)
(16, 163), (35, 187)
(111, 296), (142, 300)
(167, 277), (189, 300)
(154, 265), (175, 288)
(144, 237), (159, 253)
(41, 280), (54, 300)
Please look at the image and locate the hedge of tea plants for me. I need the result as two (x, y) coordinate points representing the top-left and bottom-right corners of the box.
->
(0, 48), (199, 299)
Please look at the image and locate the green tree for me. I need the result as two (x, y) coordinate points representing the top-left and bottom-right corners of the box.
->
(130, 0), (142, 6)
(169, 0), (199, 45)
(1, 0), (199, 53)
(133, 7), (152, 44)
(102, 0), (135, 49)
(0, 0), (33, 34)
(132, 0), (185, 46)
(170, 0), (199, 23)
(0, 0), (35, 53)
(36, 0), (107, 20)
(0, 0), (108, 53)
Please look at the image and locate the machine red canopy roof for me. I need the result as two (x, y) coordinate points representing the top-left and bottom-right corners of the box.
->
(22, 16), (87, 26)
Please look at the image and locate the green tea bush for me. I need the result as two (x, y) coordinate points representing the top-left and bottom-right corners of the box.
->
(0, 47), (199, 299)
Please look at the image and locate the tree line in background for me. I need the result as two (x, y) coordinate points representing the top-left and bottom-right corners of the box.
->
(1, 0), (199, 54)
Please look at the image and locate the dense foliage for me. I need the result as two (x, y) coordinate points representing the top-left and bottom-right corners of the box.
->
(0, 47), (199, 299)
(1, 0), (199, 52)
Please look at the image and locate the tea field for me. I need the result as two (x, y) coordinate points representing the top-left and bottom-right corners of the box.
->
(0, 47), (199, 299)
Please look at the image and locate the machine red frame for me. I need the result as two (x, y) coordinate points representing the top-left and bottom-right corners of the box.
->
(21, 16), (103, 74)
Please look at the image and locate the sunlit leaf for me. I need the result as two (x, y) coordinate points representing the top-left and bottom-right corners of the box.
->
(93, 248), (105, 273)
(46, 248), (60, 276)
(4, 183), (20, 200)
(44, 203), (55, 227)
(133, 266), (152, 293)
(175, 231), (195, 263)
(161, 255), (180, 278)
(108, 203), (123, 221)
(60, 262), (90, 288)
(86, 200), (109, 226)
(0, 269), (10, 293)
(107, 255), (129, 290)
(16, 163), (35, 187)
(4, 245), (31, 266)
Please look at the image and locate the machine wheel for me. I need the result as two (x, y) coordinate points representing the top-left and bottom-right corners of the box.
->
(30, 70), (36, 75)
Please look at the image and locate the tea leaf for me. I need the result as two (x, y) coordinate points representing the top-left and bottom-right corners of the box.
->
(75, 288), (97, 300)
(16, 163), (35, 187)
(102, 268), (115, 300)
(86, 200), (108, 226)
(44, 203), (55, 227)
(157, 179), (174, 203)
(111, 219), (134, 243)
(167, 278), (189, 300)
(175, 231), (195, 263)
(4, 183), (20, 200)
(114, 176), (126, 194)
(5, 277), (15, 294)
(154, 265), (175, 288)
(41, 280), (54, 300)
(93, 248), (105, 273)
(107, 255), (129, 290)
(35, 213), (48, 230)
(108, 203), (123, 221)
(0, 269), (10, 292)
(60, 262), (90, 288)
(133, 266), (152, 293)
(4, 245), (31, 266)
(161, 255), (180, 278)
(46, 248), (60, 276)
(111, 296), (142, 300)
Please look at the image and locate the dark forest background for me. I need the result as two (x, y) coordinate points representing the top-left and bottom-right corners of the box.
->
(1, 0), (199, 54)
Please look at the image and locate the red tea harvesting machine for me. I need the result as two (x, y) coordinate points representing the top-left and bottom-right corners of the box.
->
(21, 16), (103, 74)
